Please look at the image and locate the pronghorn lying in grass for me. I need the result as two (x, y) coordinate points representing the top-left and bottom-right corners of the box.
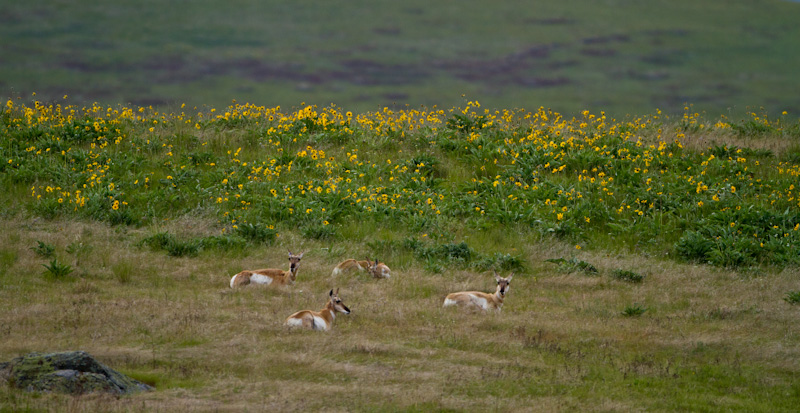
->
(331, 258), (391, 279)
(229, 251), (304, 288)
(443, 271), (514, 312)
(285, 288), (351, 331)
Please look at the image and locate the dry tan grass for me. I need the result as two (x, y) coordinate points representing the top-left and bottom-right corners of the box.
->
(2, 216), (800, 411)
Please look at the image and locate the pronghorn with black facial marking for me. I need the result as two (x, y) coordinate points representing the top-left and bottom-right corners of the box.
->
(285, 288), (351, 331)
(331, 258), (391, 279)
(443, 271), (514, 312)
(229, 250), (304, 288)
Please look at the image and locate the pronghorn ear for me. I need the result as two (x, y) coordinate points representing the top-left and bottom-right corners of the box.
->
(329, 289), (334, 297)
(298, 252), (304, 259)
(288, 250), (293, 257)
(507, 273), (514, 281)
(335, 287), (340, 295)
(493, 270), (501, 282)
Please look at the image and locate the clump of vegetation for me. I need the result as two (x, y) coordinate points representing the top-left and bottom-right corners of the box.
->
(140, 233), (201, 258)
(234, 223), (278, 244)
(784, 291), (800, 305)
(41, 258), (73, 280)
(472, 252), (525, 272)
(66, 241), (93, 266)
(31, 241), (55, 258)
(301, 223), (337, 240)
(612, 269), (645, 283)
(622, 304), (648, 317)
(546, 257), (598, 275)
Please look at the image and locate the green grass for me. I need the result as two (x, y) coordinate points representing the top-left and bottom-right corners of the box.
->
(3, 1), (800, 118)
(0, 100), (799, 411)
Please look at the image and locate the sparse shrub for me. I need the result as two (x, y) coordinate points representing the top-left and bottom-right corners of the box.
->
(42, 258), (74, 280)
(200, 235), (248, 251)
(140, 232), (176, 251)
(32, 241), (55, 258)
(675, 230), (714, 263)
(112, 261), (134, 284)
(66, 241), (93, 266)
(434, 242), (473, 261)
(140, 232), (201, 257)
(165, 240), (201, 257)
(365, 239), (398, 256)
(612, 269), (644, 283)
(622, 304), (647, 317)
(301, 223), (337, 240)
(234, 223), (278, 244)
(401, 237), (424, 251)
(784, 291), (800, 305)
(424, 258), (445, 274)
(446, 113), (490, 133)
(107, 209), (140, 226)
(730, 119), (774, 136)
(0, 249), (18, 276)
(472, 252), (525, 272)
(31, 198), (63, 219)
(546, 257), (598, 275)
(406, 154), (440, 178)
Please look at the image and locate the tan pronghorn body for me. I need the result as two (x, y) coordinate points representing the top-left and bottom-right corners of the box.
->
(332, 258), (391, 279)
(443, 272), (513, 312)
(285, 288), (351, 331)
(229, 251), (304, 288)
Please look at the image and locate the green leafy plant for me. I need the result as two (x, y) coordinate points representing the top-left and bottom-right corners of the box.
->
(41, 258), (73, 279)
(612, 269), (645, 283)
(784, 291), (800, 305)
(66, 241), (93, 266)
(112, 261), (134, 284)
(622, 304), (648, 317)
(234, 223), (278, 244)
(301, 223), (337, 240)
(31, 241), (55, 258)
(546, 257), (598, 275)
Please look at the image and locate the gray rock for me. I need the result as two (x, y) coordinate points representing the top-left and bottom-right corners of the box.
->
(0, 351), (153, 395)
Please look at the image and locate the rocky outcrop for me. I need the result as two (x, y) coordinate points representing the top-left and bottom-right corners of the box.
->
(0, 351), (153, 395)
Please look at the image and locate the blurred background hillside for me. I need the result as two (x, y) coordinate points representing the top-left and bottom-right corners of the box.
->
(2, 0), (799, 118)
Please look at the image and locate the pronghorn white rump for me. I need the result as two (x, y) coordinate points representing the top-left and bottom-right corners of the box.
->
(443, 271), (513, 312)
(285, 288), (351, 331)
(229, 250), (304, 288)
(331, 258), (391, 279)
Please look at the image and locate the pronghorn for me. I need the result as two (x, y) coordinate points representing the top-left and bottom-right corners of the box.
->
(285, 288), (351, 331)
(331, 258), (391, 279)
(229, 250), (304, 288)
(443, 271), (514, 312)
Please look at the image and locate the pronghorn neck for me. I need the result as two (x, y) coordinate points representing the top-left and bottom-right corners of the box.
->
(280, 265), (298, 284)
(492, 285), (506, 306)
(319, 301), (336, 323)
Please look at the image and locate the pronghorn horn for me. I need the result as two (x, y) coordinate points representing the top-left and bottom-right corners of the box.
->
(335, 287), (340, 295)
(329, 289), (334, 297)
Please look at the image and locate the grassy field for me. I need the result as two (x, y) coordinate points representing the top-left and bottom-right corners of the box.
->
(1, 98), (799, 411)
(3, 0), (800, 118)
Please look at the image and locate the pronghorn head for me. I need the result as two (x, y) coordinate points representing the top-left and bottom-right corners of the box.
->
(329, 288), (351, 314)
(287, 250), (304, 273)
(367, 258), (381, 277)
(494, 271), (514, 297)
